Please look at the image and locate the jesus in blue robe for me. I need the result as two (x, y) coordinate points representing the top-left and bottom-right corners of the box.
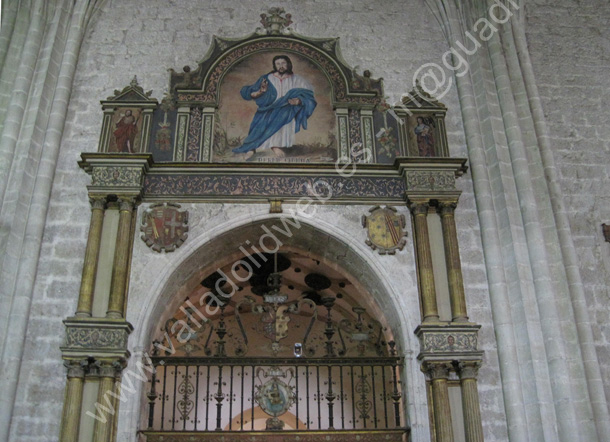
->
(232, 55), (317, 159)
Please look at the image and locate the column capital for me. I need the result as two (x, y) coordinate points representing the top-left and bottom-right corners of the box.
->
(456, 360), (482, 380)
(437, 200), (458, 215)
(422, 361), (453, 380)
(407, 199), (431, 215)
(64, 359), (88, 378)
(97, 359), (126, 378)
(116, 195), (139, 211)
(89, 195), (107, 210)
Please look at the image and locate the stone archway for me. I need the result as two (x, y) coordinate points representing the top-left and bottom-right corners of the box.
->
(119, 214), (418, 441)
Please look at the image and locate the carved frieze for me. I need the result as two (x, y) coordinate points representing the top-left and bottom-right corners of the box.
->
(421, 331), (478, 353)
(61, 318), (133, 360)
(405, 170), (456, 191)
(91, 166), (143, 187)
(144, 174), (406, 200)
(65, 327), (129, 350)
(415, 324), (483, 363)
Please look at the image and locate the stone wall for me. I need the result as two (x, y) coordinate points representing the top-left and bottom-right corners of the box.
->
(525, 0), (610, 407)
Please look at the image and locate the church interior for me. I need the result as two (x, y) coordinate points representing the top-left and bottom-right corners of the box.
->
(0, 1), (608, 441)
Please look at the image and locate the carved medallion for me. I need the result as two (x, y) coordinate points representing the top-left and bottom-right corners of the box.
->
(254, 376), (295, 429)
(256, 377), (293, 417)
(362, 206), (407, 254)
(140, 203), (188, 252)
(253, 367), (296, 431)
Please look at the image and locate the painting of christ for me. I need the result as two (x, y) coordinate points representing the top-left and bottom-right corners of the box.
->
(213, 52), (336, 163)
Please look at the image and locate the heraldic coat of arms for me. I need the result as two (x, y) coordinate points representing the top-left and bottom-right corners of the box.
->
(140, 203), (189, 252)
(362, 205), (407, 255)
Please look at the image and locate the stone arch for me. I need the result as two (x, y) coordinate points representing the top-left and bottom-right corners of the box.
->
(118, 212), (423, 439)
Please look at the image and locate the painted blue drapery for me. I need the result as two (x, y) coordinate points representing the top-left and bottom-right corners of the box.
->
(232, 74), (317, 153)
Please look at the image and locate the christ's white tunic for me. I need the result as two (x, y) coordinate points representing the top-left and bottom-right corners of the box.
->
(258, 72), (313, 151)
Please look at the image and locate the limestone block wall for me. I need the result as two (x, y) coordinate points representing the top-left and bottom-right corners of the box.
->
(7, 0), (511, 441)
(525, 0), (610, 409)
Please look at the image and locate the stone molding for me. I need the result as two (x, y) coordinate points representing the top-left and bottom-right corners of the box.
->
(142, 430), (408, 442)
(61, 317), (133, 360)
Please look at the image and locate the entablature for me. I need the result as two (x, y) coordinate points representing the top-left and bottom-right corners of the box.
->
(79, 153), (467, 204)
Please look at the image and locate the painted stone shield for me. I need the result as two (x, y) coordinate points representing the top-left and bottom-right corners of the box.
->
(362, 205), (407, 255)
(140, 203), (188, 252)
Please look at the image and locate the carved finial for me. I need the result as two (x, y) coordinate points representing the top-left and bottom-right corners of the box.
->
(412, 79), (434, 99)
(160, 92), (176, 113)
(107, 76), (153, 100)
(401, 79), (445, 108)
(350, 66), (382, 92)
(258, 7), (293, 35)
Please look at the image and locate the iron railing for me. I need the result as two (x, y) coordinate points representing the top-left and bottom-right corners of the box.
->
(146, 356), (405, 433)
